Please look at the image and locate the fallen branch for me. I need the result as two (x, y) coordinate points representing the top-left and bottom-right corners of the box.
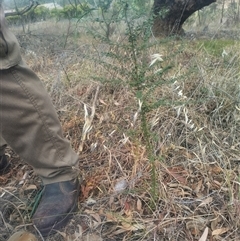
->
(5, 1), (39, 17)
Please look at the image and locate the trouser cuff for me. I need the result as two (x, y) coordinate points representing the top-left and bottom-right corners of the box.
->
(0, 144), (7, 156)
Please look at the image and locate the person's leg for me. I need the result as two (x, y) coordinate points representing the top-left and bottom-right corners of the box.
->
(0, 60), (80, 236)
(0, 60), (79, 184)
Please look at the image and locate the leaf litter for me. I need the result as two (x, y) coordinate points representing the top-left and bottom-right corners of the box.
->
(1, 26), (240, 241)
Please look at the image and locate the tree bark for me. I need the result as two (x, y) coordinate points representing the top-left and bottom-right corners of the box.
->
(152, 0), (216, 36)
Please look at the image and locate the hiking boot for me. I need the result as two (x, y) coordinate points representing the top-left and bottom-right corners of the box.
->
(0, 154), (10, 174)
(32, 178), (79, 237)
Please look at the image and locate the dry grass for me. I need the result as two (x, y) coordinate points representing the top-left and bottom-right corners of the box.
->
(1, 20), (240, 241)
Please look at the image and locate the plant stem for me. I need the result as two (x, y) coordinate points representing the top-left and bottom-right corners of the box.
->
(141, 104), (157, 202)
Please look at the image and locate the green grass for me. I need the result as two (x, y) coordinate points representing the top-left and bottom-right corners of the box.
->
(196, 39), (239, 56)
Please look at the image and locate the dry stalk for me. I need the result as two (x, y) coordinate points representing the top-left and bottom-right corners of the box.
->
(78, 86), (100, 153)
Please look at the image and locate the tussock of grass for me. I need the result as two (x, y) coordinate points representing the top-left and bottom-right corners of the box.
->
(1, 21), (240, 241)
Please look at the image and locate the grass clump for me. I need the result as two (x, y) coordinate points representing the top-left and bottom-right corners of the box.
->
(196, 39), (239, 56)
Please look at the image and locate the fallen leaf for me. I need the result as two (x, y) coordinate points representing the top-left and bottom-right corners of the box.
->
(81, 176), (101, 199)
(105, 212), (118, 222)
(99, 98), (107, 106)
(198, 197), (213, 207)
(198, 227), (208, 241)
(124, 201), (132, 216)
(56, 231), (67, 238)
(82, 233), (103, 241)
(7, 231), (38, 241)
(212, 227), (229, 236)
(194, 179), (203, 194)
(210, 215), (222, 231)
(165, 166), (188, 184)
(84, 209), (101, 223)
(24, 185), (37, 191)
(121, 220), (144, 231)
(186, 218), (205, 236)
(136, 198), (142, 212)
(210, 165), (222, 174)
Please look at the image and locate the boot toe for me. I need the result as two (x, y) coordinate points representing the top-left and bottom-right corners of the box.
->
(32, 178), (79, 236)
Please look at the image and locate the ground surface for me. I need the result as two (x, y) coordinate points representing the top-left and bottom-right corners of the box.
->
(1, 19), (240, 241)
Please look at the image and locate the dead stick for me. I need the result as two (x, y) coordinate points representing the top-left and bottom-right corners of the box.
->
(78, 86), (100, 153)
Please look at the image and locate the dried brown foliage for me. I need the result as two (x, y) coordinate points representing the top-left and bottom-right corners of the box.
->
(1, 21), (240, 241)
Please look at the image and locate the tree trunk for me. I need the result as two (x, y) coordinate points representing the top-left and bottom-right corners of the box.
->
(152, 0), (216, 36)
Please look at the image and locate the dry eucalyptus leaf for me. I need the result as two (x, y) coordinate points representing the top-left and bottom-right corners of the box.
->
(99, 98), (107, 106)
(121, 220), (144, 231)
(198, 227), (208, 241)
(186, 218), (206, 235)
(24, 185), (37, 191)
(84, 209), (101, 223)
(210, 215), (222, 230)
(194, 179), (203, 194)
(198, 197), (213, 207)
(136, 198), (142, 211)
(212, 227), (229, 236)
(83, 233), (103, 241)
(7, 231), (38, 241)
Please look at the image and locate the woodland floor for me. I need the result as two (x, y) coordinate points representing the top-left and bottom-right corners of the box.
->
(0, 20), (240, 241)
